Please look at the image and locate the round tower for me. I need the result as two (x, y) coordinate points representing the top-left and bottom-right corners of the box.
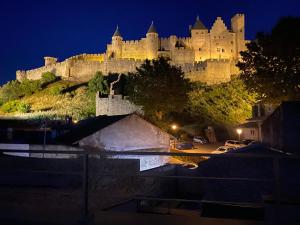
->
(146, 22), (159, 60)
(44, 56), (58, 66)
(111, 25), (123, 58)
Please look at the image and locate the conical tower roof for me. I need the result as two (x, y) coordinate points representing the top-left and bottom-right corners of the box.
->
(192, 16), (207, 30)
(113, 25), (122, 37)
(147, 21), (157, 34)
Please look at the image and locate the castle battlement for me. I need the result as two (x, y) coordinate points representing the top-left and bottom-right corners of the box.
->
(16, 13), (248, 85)
(123, 40), (142, 45)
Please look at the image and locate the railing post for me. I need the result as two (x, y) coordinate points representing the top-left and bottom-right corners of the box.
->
(81, 152), (89, 224)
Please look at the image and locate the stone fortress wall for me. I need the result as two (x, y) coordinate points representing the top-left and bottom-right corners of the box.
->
(16, 13), (247, 85)
(96, 94), (142, 116)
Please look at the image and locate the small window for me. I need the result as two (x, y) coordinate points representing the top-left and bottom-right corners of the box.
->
(250, 130), (255, 135)
(231, 41), (234, 44)
(199, 48), (201, 51)
(231, 49), (233, 52)
(217, 48), (221, 52)
(222, 49), (225, 52)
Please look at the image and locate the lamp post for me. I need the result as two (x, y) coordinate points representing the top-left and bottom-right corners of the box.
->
(236, 128), (242, 141)
(170, 124), (178, 149)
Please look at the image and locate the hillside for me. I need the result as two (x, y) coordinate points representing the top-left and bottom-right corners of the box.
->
(0, 80), (95, 120)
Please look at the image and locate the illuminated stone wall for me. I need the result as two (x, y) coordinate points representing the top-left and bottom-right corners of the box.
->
(16, 13), (246, 85)
(96, 94), (142, 116)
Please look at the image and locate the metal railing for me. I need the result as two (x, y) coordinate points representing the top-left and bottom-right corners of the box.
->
(0, 148), (299, 224)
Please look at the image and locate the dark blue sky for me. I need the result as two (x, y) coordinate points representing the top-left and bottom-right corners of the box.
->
(0, 0), (299, 85)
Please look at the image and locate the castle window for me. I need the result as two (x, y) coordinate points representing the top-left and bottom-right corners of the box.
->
(231, 41), (234, 44)
(250, 130), (255, 136)
(199, 48), (201, 51)
(222, 49), (225, 52)
(231, 49), (233, 52)
(217, 48), (221, 52)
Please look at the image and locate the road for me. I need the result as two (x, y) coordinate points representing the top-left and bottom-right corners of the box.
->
(178, 142), (223, 153)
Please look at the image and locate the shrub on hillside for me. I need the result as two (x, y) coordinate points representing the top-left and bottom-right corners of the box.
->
(47, 85), (64, 95)
(1, 100), (31, 113)
(41, 72), (57, 86)
(1, 100), (20, 113)
(20, 79), (41, 96)
(0, 80), (22, 104)
(18, 102), (31, 113)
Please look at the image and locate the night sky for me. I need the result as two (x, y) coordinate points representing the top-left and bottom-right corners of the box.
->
(0, 0), (299, 85)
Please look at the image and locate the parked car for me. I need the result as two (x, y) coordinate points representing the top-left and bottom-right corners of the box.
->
(224, 140), (246, 148)
(212, 146), (236, 154)
(242, 139), (255, 145)
(193, 136), (208, 144)
(181, 162), (198, 169)
(176, 142), (194, 150)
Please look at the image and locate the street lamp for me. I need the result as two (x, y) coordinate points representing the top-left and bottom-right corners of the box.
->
(171, 124), (177, 130)
(236, 128), (242, 141)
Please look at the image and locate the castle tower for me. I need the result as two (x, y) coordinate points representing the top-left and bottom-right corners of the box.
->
(44, 56), (58, 66)
(146, 22), (159, 60)
(231, 14), (245, 58)
(111, 25), (123, 58)
(190, 16), (208, 61)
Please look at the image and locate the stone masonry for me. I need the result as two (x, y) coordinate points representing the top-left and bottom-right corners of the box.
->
(16, 14), (247, 85)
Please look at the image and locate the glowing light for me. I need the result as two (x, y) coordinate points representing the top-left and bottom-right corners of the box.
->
(171, 124), (178, 130)
(236, 128), (242, 140)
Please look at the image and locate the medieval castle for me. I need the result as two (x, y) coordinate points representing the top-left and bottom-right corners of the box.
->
(16, 14), (247, 85)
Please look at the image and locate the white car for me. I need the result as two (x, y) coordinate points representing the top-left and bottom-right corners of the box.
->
(225, 140), (246, 148)
(181, 162), (198, 169)
(212, 146), (236, 154)
(193, 136), (208, 144)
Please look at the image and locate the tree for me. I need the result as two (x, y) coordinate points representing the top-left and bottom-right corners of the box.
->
(19, 79), (41, 96)
(127, 57), (190, 120)
(237, 17), (300, 103)
(0, 80), (22, 104)
(188, 78), (257, 126)
(88, 72), (109, 95)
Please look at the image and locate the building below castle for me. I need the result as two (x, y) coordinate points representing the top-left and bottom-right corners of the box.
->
(16, 14), (247, 85)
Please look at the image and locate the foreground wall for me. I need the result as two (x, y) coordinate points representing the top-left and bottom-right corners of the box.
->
(262, 102), (300, 154)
